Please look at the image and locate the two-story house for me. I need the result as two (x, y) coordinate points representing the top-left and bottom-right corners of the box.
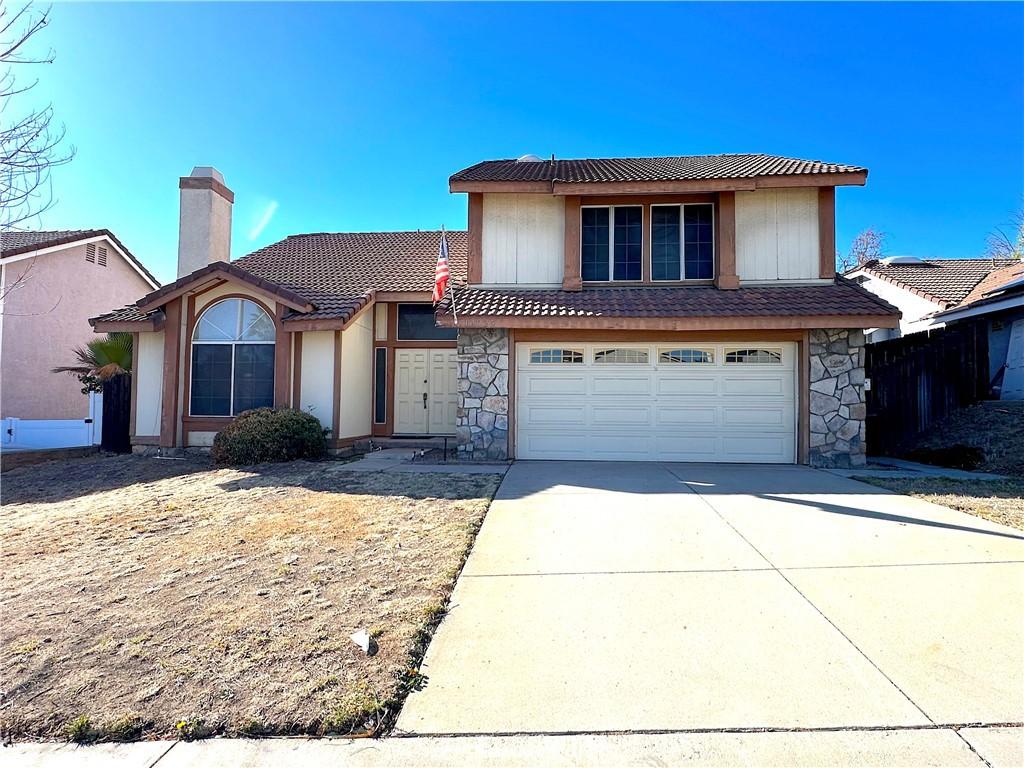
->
(93, 155), (899, 468)
(1, 229), (160, 445)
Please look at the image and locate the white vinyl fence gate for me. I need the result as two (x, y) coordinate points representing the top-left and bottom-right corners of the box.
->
(1, 392), (103, 450)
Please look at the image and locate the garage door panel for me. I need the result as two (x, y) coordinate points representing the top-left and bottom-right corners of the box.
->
(656, 406), (718, 426)
(520, 404), (587, 426)
(656, 377), (717, 396)
(525, 375), (587, 396)
(592, 376), (650, 396)
(720, 375), (789, 396)
(592, 405), (653, 426)
(516, 342), (796, 463)
(722, 405), (791, 428)
(721, 435), (794, 461)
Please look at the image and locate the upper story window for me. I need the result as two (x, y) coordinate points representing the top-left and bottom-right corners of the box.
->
(652, 204), (715, 280)
(190, 298), (275, 417)
(581, 206), (642, 282)
(397, 303), (457, 341)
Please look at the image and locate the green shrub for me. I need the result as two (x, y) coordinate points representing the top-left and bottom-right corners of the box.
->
(64, 715), (97, 744)
(211, 408), (328, 466)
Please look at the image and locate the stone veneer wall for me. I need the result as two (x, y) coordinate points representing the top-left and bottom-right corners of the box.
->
(455, 328), (509, 460)
(809, 328), (867, 468)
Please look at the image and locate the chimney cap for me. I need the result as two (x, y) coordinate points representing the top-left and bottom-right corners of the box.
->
(189, 166), (225, 184)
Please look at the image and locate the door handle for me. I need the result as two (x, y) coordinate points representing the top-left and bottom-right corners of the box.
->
(422, 391), (428, 409)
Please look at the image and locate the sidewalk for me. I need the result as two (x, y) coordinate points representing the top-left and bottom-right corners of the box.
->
(5, 727), (1021, 767)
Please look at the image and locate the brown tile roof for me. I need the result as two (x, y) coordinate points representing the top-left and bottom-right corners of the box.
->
(233, 230), (467, 320)
(437, 279), (899, 324)
(941, 261), (1024, 313)
(451, 154), (866, 185)
(135, 261), (315, 313)
(91, 230), (467, 327)
(1, 228), (160, 288)
(90, 304), (154, 326)
(856, 258), (1019, 308)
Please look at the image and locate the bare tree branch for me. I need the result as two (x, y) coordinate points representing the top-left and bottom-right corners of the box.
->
(837, 228), (887, 273)
(984, 207), (1024, 262)
(0, 1), (74, 248)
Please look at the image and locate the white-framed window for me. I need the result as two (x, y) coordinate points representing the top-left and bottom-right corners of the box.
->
(724, 348), (782, 364)
(651, 204), (715, 280)
(581, 205), (643, 282)
(593, 348), (649, 364)
(659, 348), (714, 364)
(529, 348), (584, 364)
(190, 298), (276, 416)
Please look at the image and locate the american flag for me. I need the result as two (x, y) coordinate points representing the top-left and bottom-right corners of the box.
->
(432, 228), (450, 304)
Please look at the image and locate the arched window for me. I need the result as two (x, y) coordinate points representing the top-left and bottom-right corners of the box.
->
(190, 298), (275, 416)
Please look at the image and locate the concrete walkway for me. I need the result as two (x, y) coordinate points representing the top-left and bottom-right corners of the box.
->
(397, 462), (1024, 739)
(338, 448), (509, 475)
(7, 726), (1023, 766)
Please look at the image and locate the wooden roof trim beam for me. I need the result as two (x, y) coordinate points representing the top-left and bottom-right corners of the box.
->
(450, 172), (867, 195)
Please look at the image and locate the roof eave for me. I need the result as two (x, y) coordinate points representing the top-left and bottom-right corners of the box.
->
(136, 261), (314, 314)
(449, 171), (867, 195)
(436, 313), (899, 331)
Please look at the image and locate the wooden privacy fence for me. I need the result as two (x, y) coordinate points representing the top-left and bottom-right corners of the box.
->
(865, 321), (989, 456)
(101, 374), (132, 453)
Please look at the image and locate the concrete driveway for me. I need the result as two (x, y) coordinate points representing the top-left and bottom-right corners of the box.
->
(397, 462), (1024, 742)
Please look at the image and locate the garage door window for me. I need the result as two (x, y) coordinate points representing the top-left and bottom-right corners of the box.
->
(725, 348), (782, 364)
(593, 348), (649, 364)
(530, 348), (583, 364)
(659, 348), (713, 364)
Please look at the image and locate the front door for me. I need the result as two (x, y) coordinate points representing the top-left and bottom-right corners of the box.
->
(394, 349), (458, 434)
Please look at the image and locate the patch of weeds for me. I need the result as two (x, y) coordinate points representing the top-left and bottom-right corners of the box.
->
(321, 682), (382, 735)
(64, 715), (98, 744)
(104, 713), (146, 742)
(306, 675), (340, 695)
(237, 717), (272, 738)
(175, 717), (211, 741)
(8, 638), (40, 656)
(369, 626), (385, 640)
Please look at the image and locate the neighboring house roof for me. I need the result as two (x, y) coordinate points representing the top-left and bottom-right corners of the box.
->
(932, 261), (1024, 320)
(853, 258), (1019, 308)
(436, 279), (899, 326)
(1, 228), (160, 289)
(91, 230), (468, 328)
(451, 153), (866, 186)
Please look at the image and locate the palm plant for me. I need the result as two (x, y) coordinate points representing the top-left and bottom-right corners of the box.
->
(52, 332), (133, 393)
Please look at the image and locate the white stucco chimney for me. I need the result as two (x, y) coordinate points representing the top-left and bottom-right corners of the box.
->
(177, 166), (233, 278)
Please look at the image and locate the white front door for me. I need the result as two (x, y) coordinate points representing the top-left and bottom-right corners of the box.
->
(395, 348), (458, 434)
(516, 341), (797, 463)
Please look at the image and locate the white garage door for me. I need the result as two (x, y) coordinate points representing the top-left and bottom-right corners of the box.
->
(515, 342), (797, 463)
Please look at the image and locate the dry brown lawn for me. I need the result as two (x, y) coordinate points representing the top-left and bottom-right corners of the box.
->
(0, 454), (501, 741)
(856, 476), (1024, 532)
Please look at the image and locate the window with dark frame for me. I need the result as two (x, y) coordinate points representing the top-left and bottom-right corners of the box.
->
(581, 206), (642, 282)
(190, 298), (276, 416)
(651, 204), (715, 280)
(396, 304), (457, 341)
(373, 347), (387, 424)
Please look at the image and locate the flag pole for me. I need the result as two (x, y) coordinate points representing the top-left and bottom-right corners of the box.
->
(442, 225), (458, 326)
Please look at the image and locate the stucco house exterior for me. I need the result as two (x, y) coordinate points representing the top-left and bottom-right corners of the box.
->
(93, 154), (900, 468)
(846, 256), (1024, 399)
(1, 229), (160, 423)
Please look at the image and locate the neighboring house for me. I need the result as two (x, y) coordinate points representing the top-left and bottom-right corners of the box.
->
(847, 256), (1024, 399)
(1, 230), (160, 425)
(845, 256), (1019, 342)
(93, 155), (900, 468)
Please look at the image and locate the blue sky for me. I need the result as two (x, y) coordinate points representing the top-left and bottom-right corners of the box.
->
(26, 2), (1024, 284)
